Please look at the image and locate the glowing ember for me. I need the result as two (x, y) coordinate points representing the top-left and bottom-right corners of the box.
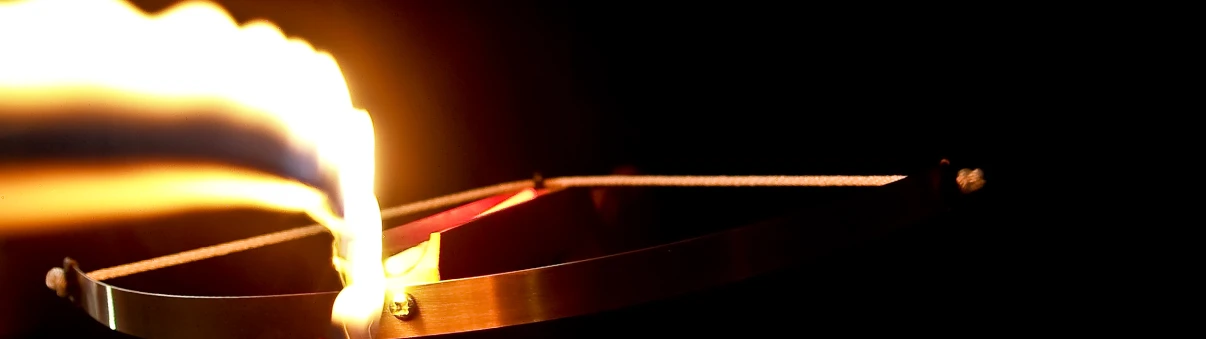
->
(476, 188), (539, 217)
(0, 0), (386, 333)
(385, 232), (441, 289)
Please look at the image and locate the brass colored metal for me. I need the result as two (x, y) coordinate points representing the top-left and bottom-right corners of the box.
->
(389, 293), (418, 320)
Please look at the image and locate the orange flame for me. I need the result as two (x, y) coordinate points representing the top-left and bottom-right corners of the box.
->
(476, 188), (539, 218)
(0, 0), (385, 330)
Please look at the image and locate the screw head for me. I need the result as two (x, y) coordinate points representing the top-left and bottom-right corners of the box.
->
(389, 293), (418, 320)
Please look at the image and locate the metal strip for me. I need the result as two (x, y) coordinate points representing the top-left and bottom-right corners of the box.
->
(67, 164), (951, 339)
(377, 166), (948, 338)
(71, 263), (338, 339)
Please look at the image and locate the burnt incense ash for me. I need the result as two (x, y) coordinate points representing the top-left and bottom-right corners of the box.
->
(0, 0), (388, 335)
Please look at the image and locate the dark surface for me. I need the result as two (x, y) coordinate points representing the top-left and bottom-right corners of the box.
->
(439, 188), (602, 280)
(427, 174), (1010, 338)
(0, 1), (1013, 338)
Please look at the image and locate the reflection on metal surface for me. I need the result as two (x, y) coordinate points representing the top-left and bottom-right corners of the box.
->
(105, 285), (116, 331)
(64, 165), (952, 339)
(70, 262), (338, 339)
(377, 169), (945, 338)
(476, 188), (538, 217)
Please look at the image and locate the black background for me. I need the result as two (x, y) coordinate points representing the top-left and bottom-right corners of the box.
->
(1, 0), (1016, 337)
(61, 0), (1006, 206)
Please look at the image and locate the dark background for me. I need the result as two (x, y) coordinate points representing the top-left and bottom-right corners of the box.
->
(73, 0), (1003, 206)
(1, 0), (1014, 337)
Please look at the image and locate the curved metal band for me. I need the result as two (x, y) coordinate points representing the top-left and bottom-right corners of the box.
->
(68, 262), (338, 339)
(378, 167), (948, 338)
(68, 165), (951, 339)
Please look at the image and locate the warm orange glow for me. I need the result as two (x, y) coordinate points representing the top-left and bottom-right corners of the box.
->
(0, 0), (385, 330)
(380, 189), (539, 297)
(0, 161), (332, 234)
(476, 188), (539, 217)
(384, 232), (442, 290)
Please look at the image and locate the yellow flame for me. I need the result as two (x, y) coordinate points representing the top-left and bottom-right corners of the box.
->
(476, 188), (538, 217)
(0, 161), (330, 232)
(0, 0), (385, 328)
(384, 232), (441, 290)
